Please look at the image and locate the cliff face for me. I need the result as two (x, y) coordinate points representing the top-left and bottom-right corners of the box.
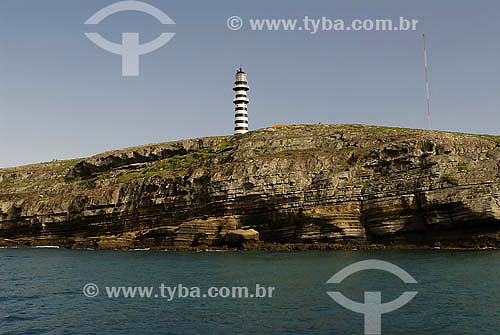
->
(1, 124), (500, 250)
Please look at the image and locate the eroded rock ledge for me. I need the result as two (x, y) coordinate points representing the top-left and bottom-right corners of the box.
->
(1, 124), (500, 250)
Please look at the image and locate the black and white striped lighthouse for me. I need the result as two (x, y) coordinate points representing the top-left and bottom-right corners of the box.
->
(233, 68), (249, 134)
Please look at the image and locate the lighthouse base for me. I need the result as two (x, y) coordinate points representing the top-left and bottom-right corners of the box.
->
(234, 129), (248, 135)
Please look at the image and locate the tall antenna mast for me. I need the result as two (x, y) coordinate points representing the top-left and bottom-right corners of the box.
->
(423, 33), (432, 130)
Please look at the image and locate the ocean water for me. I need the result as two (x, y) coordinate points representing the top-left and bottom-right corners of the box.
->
(0, 249), (499, 335)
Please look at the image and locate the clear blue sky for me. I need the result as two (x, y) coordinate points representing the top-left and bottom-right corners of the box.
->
(1, 0), (499, 167)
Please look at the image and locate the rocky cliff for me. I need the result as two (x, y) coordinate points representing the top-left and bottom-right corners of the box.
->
(1, 124), (500, 250)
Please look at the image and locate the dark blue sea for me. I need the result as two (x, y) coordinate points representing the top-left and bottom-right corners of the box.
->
(1, 249), (499, 334)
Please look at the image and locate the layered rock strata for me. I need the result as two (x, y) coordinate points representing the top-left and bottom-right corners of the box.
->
(1, 124), (499, 250)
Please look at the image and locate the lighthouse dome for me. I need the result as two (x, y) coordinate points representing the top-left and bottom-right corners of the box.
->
(236, 68), (247, 82)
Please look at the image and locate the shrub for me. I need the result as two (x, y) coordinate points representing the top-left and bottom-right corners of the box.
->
(441, 174), (459, 186)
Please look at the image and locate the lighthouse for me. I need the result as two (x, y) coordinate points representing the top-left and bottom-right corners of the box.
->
(233, 68), (249, 134)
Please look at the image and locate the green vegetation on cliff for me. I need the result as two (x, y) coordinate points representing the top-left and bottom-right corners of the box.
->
(1, 124), (499, 196)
